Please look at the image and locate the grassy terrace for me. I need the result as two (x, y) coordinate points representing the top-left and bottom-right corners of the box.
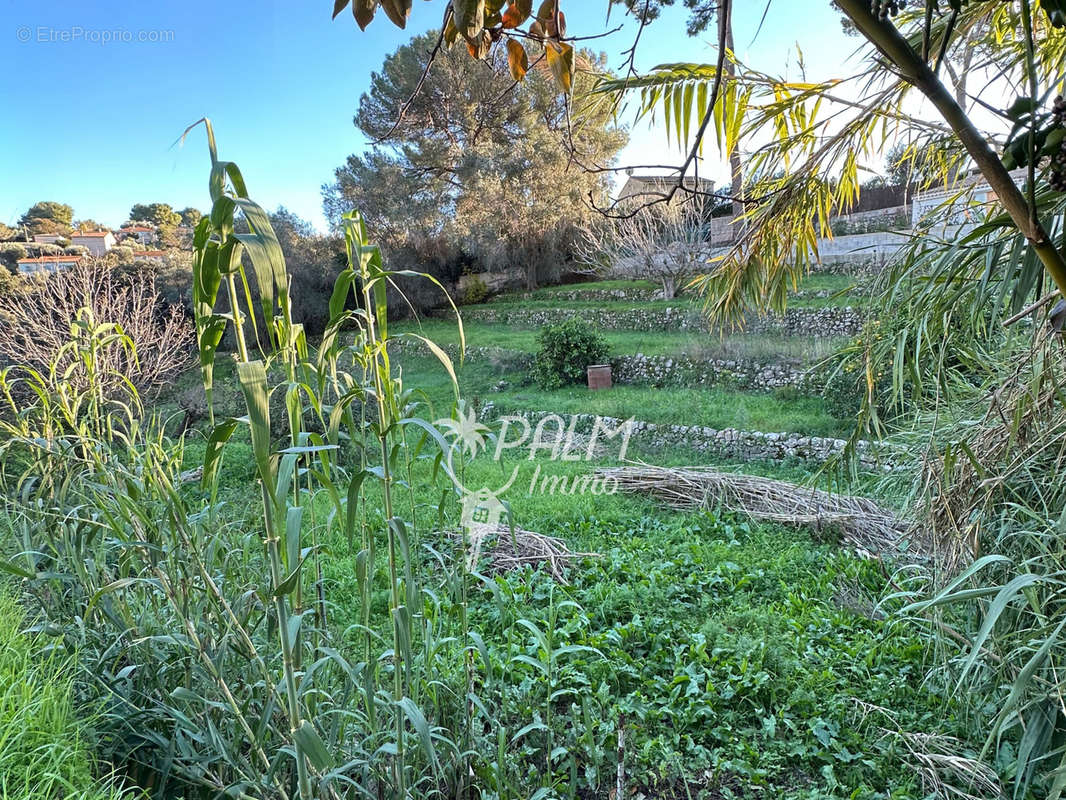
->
(398, 354), (851, 439)
(495, 274), (865, 307)
(394, 319), (846, 362)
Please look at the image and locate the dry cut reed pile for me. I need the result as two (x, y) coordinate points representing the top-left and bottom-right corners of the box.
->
(449, 523), (600, 583)
(598, 465), (915, 560)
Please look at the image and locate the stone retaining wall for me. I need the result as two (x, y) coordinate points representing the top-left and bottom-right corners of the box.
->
(451, 305), (864, 337)
(611, 353), (808, 391)
(509, 286), (657, 302)
(479, 406), (884, 469)
(390, 340), (815, 393)
(507, 283), (871, 304)
(829, 206), (910, 236)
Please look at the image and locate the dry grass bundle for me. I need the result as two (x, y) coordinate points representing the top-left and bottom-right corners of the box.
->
(855, 702), (1000, 800)
(916, 328), (1066, 570)
(449, 523), (599, 583)
(599, 464), (914, 559)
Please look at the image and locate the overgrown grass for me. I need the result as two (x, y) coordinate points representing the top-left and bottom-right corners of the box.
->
(0, 593), (135, 800)
(490, 274), (867, 307)
(395, 355), (850, 437)
(394, 319), (845, 362)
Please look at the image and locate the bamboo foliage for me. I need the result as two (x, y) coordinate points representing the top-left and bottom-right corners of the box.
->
(596, 1), (1065, 329)
(597, 5), (1066, 795)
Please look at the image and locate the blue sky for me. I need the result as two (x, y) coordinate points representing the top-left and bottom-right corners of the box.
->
(0, 1), (856, 231)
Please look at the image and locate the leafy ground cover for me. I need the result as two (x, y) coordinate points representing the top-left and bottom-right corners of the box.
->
(177, 427), (974, 799)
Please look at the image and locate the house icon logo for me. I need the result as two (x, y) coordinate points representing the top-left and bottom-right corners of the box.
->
(460, 486), (510, 530)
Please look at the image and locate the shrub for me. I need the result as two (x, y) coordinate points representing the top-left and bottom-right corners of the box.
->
(531, 318), (609, 389)
(0, 260), (193, 398)
(110, 245), (134, 263)
(815, 359), (894, 421)
(459, 275), (489, 305)
(0, 243), (26, 272)
(113, 250), (194, 312)
(28, 242), (62, 257)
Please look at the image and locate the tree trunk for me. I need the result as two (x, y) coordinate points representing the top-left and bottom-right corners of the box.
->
(720, 6), (745, 231)
(662, 276), (677, 299)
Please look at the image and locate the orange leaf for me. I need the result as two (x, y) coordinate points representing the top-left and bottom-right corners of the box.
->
(464, 29), (491, 58)
(505, 37), (529, 80)
(501, 0), (532, 28)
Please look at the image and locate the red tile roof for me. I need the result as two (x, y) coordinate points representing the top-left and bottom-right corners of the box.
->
(138, 250), (166, 257)
(17, 255), (84, 263)
(72, 231), (112, 238)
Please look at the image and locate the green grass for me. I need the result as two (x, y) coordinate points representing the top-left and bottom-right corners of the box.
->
(490, 274), (866, 308)
(396, 354), (850, 438)
(793, 274), (864, 295)
(0, 593), (136, 800)
(496, 279), (659, 300)
(474, 294), (855, 313)
(396, 319), (845, 362)
(487, 383), (849, 437)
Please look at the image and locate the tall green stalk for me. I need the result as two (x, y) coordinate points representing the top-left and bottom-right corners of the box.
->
(188, 119), (314, 800)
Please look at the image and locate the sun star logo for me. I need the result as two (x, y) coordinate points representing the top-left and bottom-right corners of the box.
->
(433, 407), (635, 531)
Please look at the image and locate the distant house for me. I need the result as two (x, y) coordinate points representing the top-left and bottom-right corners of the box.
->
(617, 174), (716, 203)
(911, 168), (1028, 227)
(32, 233), (63, 245)
(70, 230), (116, 256)
(135, 249), (167, 263)
(16, 255), (83, 274)
(119, 225), (158, 245)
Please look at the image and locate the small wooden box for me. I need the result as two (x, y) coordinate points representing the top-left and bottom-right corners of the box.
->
(587, 364), (612, 391)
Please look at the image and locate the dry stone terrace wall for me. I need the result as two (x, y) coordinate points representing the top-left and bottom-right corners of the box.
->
(506, 283), (871, 303)
(479, 405), (886, 470)
(611, 353), (807, 391)
(506, 286), (656, 302)
(388, 341), (816, 393)
(450, 305), (865, 337)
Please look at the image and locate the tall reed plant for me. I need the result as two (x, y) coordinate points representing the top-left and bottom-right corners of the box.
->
(0, 119), (601, 800)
